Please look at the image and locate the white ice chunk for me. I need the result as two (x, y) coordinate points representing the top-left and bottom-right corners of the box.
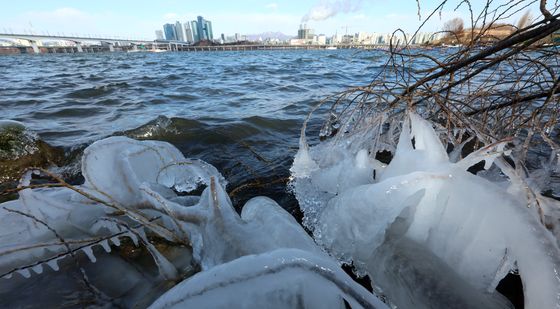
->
(81, 136), (225, 207)
(148, 249), (387, 309)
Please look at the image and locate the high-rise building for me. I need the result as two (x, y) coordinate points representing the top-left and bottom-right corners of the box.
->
(205, 20), (213, 40)
(175, 21), (185, 42)
(155, 30), (164, 40)
(163, 23), (177, 41)
(168, 16), (213, 43)
(190, 21), (199, 43)
(196, 16), (207, 41)
(185, 22), (195, 43)
(195, 16), (214, 41)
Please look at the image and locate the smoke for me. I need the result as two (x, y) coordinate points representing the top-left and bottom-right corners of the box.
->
(301, 0), (364, 23)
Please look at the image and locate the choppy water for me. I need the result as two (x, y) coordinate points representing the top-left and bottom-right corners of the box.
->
(0, 50), (388, 211)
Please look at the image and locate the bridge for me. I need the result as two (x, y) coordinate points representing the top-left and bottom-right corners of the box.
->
(0, 33), (398, 55)
(0, 33), (190, 54)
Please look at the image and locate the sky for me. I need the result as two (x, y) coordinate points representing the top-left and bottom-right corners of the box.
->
(0, 0), (543, 40)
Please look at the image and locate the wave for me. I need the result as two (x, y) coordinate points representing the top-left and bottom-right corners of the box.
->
(31, 106), (107, 119)
(84, 74), (104, 81)
(121, 115), (299, 141)
(119, 115), (299, 178)
(162, 92), (200, 101)
(66, 82), (129, 99)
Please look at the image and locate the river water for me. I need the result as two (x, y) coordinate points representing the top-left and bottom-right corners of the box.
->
(0, 50), (389, 212)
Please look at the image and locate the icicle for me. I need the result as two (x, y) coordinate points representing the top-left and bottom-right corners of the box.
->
(127, 232), (139, 246)
(135, 229), (178, 280)
(46, 259), (59, 271)
(449, 136), (473, 163)
(110, 236), (121, 246)
(148, 245), (178, 281)
(137, 229), (148, 241)
(100, 239), (111, 253)
(409, 113), (448, 161)
(82, 246), (97, 263)
(455, 140), (509, 171)
(488, 250), (515, 293)
(290, 147), (319, 178)
(31, 264), (43, 274)
(16, 269), (31, 279)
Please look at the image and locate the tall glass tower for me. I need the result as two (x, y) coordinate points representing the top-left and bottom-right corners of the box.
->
(190, 21), (199, 43)
(175, 21), (185, 41)
(194, 16), (214, 41)
(196, 16), (207, 41)
(184, 22), (194, 43)
(163, 23), (177, 41)
(205, 20), (213, 40)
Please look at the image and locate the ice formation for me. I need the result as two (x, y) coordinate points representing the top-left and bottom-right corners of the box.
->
(291, 112), (560, 309)
(0, 136), (385, 308)
(3, 113), (558, 308)
(149, 248), (386, 309)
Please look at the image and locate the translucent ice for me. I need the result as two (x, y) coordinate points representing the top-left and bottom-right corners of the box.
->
(1, 136), (386, 308)
(291, 112), (560, 309)
(149, 249), (387, 309)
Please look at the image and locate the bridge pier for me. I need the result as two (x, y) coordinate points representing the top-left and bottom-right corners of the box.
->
(29, 40), (40, 54)
(100, 41), (115, 52)
(76, 42), (83, 53)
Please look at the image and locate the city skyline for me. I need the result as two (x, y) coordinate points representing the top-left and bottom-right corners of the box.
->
(0, 1), (542, 40)
(161, 17), (213, 42)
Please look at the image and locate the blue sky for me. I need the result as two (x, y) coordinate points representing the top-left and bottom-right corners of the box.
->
(0, 0), (543, 40)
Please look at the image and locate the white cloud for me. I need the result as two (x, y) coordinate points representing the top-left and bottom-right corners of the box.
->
(265, 3), (279, 10)
(302, 0), (365, 22)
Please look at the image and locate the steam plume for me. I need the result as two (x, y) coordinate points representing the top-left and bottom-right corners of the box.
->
(301, 0), (364, 22)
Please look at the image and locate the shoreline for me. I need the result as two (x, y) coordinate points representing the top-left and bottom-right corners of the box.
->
(0, 43), (447, 55)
